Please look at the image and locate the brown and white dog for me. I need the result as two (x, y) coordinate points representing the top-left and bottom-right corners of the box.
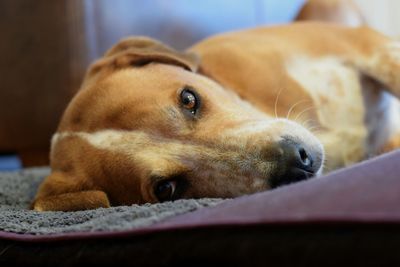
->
(33, 3), (400, 211)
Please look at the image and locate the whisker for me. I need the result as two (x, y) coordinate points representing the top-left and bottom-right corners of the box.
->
(286, 99), (310, 120)
(323, 166), (334, 173)
(294, 106), (319, 121)
(274, 88), (284, 119)
(301, 118), (316, 128)
(310, 130), (323, 135)
(308, 126), (323, 132)
(316, 148), (330, 174)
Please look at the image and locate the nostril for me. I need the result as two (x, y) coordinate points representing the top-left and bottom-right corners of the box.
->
(270, 140), (319, 188)
(278, 139), (316, 173)
(298, 147), (312, 169)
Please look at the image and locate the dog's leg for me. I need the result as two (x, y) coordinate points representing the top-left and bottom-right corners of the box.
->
(33, 190), (110, 211)
(382, 133), (400, 153)
(351, 32), (400, 97)
(32, 171), (111, 211)
(357, 34), (400, 153)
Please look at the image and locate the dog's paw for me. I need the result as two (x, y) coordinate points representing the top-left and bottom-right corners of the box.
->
(386, 42), (400, 60)
(369, 42), (400, 96)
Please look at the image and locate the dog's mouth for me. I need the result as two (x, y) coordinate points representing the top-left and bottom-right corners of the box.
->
(269, 168), (316, 189)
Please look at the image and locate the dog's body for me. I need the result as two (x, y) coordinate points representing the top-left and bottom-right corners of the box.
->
(33, 21), (400, 211)
(296, 0), (365, 26)
(190, 23), (400, 168)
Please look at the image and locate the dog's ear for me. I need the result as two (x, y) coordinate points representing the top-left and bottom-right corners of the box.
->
(105, 37), (199, 71)
(84, 37), (200, 83)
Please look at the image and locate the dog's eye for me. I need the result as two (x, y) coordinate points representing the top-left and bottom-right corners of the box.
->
(180, 89), (198, 115)
(154, 180), (177, 202)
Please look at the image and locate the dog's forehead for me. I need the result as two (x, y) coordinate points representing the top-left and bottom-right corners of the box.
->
(98, 63), (255, 107)
(102, 64), (211, 93)
(114, 65), (257, 108)
(62, 63), (271, 135)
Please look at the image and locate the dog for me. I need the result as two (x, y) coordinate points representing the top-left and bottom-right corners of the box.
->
(33, 6), (400, 212)
(296, 0), (365, 26)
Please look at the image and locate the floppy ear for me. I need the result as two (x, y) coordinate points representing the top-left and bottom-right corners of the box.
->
(84, 37), (200, 83)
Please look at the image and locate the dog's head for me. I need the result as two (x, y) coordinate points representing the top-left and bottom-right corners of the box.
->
(53, 37), (324, 204)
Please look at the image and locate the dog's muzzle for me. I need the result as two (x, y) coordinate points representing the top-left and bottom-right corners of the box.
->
(269, 137), (322, 188)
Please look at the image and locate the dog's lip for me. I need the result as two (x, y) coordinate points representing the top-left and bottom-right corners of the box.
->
(268, 167), (316, 188)
(302, 169), (315, 177)
(296, 168), (316, 180)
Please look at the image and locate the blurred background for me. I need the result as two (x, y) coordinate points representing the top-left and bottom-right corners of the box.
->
(0, 0), (399, 170)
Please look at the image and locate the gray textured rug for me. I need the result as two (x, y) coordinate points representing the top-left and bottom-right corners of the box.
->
(0, 168), (225, 235)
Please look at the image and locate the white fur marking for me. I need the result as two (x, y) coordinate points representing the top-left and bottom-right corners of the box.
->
(286, 56), (367, 167)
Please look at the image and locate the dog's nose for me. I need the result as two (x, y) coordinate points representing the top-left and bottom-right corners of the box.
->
(269, 139), (320, 188)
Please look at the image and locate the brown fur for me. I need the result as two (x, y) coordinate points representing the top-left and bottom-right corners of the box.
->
(296, 0), (365, 26)
(33, 15), (400, 211)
